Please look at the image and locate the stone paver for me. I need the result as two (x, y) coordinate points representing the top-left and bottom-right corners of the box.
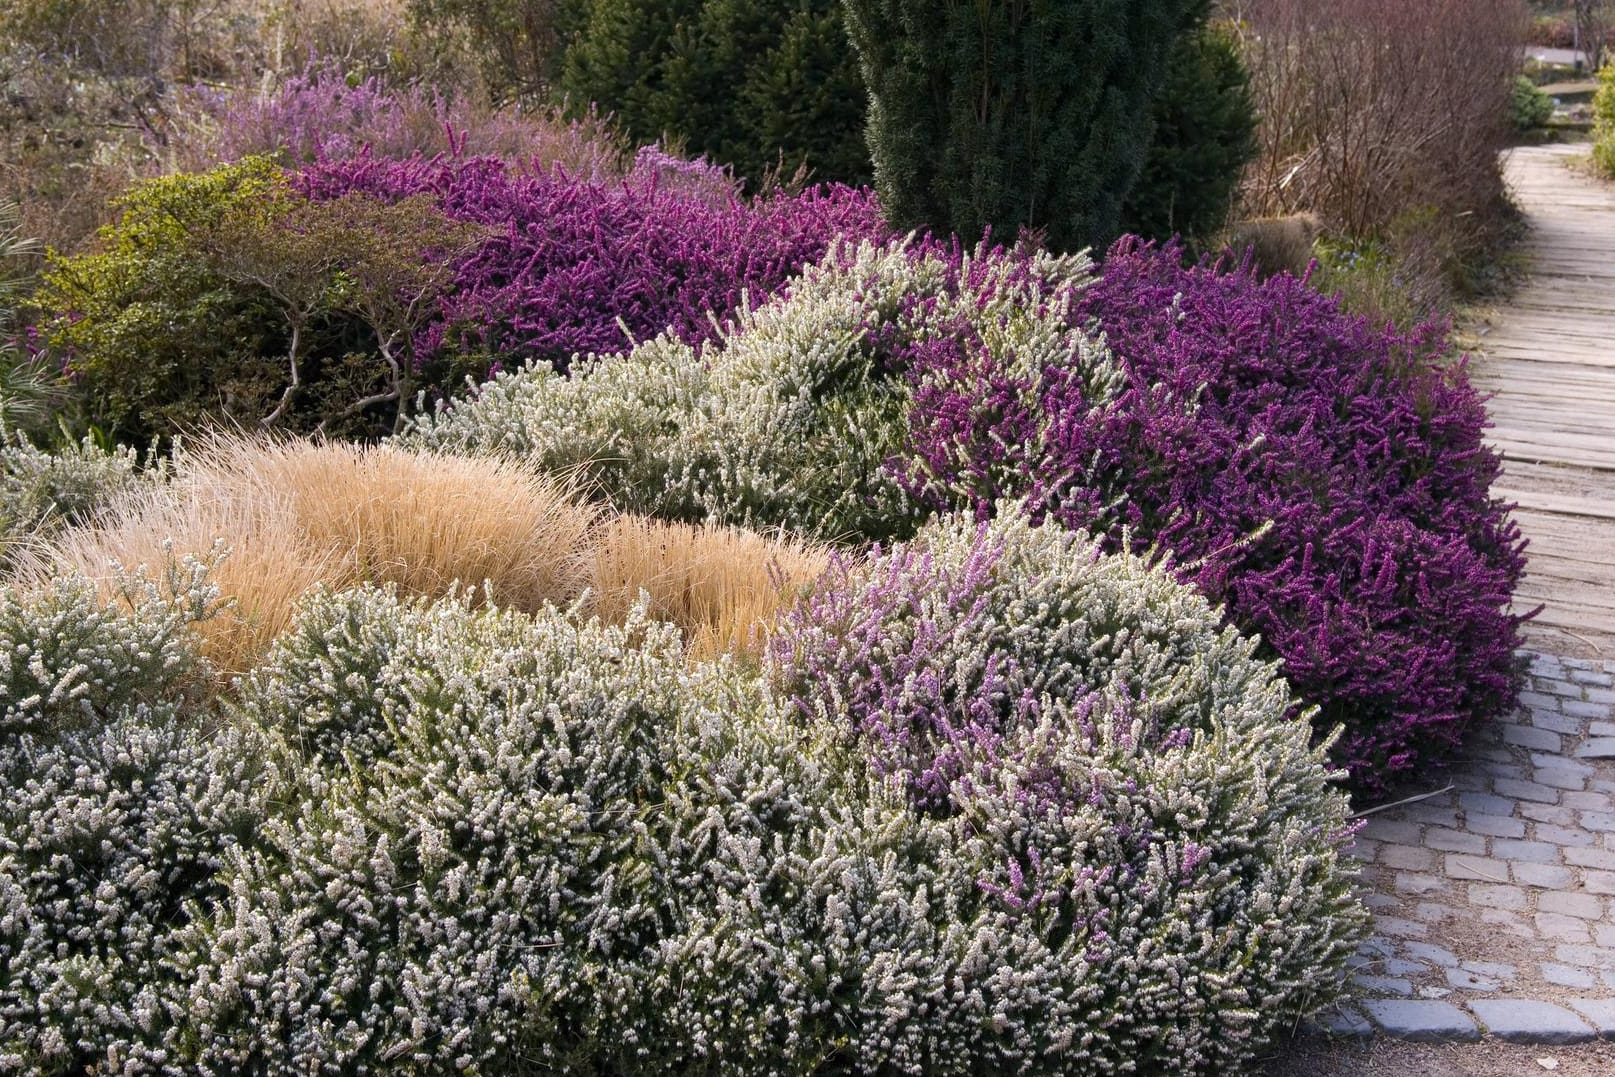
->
(1335, 653), (1615, 1044)
(1568, 998), (1615, 1038)
(1468, 999), (1595, 1044)
(1358, 1000), (1479, 1042)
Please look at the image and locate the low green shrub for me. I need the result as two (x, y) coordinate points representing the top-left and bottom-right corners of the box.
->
(1510, 74), (1555, 131)
(1596, 64), (1615, 178)
(34, 157), (493, 442)
(33, 158), (298, 443)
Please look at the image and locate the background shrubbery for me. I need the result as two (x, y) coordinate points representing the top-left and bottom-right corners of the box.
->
(35, 151), (884, 441)
(1596, 63), (1615, 177)
(1233, 0), (1528, 316)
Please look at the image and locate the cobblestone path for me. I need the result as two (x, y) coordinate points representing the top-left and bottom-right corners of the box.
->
(1326, 655), (1615, 1042)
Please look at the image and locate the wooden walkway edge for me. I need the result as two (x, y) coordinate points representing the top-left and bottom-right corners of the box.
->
(1473, 144), (1615, 655)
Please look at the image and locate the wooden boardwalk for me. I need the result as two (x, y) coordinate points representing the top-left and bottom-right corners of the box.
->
(1473, 144), (1615, 655)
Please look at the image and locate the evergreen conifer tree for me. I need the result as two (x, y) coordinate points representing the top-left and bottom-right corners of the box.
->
(842, 0), (1201, 251)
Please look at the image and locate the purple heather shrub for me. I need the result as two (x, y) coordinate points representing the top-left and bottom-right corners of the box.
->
(768, 510), (1366, 1066)
(294, 153), (888, 374)
(899, 238), (1528, 791)
(187, 63), (625, 180)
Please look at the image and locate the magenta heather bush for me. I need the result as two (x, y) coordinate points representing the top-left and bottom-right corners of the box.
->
(899, 239), (1528, 791)
(185, 64), (626, 180)
(294, 153), (889, 372)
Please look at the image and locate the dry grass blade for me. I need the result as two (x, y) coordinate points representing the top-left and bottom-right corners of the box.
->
(585, 515), (831, 661)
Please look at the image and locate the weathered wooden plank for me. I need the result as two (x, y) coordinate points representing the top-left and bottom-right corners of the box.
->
(1471, 146), (1615, 654)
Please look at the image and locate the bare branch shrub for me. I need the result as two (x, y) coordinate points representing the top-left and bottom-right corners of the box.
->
(1231, 0), (1527, 258)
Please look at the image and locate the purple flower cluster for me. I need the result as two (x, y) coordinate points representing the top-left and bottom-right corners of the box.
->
(293, 153), (889, 374)
(899, 239), (1528, 791)
(188, 63), (624, 179)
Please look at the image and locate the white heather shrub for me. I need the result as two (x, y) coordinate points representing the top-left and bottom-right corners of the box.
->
(409, 239), (1115, 542)
(0, 432), (154, 565)
(0, 562), (277, 1075)
(0, 555), (216, 737)
(168, 588), (958, 1074)
(768, 511), (1369, 1071)
(0, 528), (1364, 1073)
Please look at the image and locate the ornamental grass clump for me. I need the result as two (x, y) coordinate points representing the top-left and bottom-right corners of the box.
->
(769, 510), (1365, 1070)
(413, 237), (1115, 542)
(901, 239), (1527, 790)
(0, 560), (279, 1074)
(22, 436), (825, 673)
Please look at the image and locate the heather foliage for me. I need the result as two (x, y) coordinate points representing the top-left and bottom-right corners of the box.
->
(191, 64), (626, 180)
(297, 152), (886, 374)
(0, 432), (150, 565)
(410, 238), (1112, 541)
(0, 539), (1363, 1072)
(0, 560), (272, 1074)
(34, 151), (883, 440)
(902, 240), (1527, 787)
(769, 511), (1365, 1069)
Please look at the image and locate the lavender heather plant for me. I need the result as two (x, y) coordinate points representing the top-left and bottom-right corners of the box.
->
(900, 238), (1528, 790)
(186, 62), (627, 180)
(294, 152), (889, 376)
(769, 510), (1366, 1070)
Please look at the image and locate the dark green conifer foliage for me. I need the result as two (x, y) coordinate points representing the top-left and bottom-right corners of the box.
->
(1121, 21), (1258, 244)
(560, 0), (871, 186)
(842, 0), (1200, 252)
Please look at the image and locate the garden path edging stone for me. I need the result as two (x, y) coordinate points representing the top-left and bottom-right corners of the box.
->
(1329, 653), (1615, 1043)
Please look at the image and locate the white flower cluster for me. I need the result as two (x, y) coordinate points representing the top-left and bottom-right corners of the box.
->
(0, 432), (154, 565)
(0, 562), (273, 1075)
(407, 239), (1114, 542)
(1, 555), (214, 737)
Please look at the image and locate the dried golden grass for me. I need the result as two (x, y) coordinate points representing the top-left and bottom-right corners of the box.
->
(19, 435), (826, 676)
(585, 515), (830, 661)
(28, 436), (594, 676)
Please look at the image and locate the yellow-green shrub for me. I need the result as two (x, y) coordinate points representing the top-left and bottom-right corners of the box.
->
(1595, 64), (1615, 178)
